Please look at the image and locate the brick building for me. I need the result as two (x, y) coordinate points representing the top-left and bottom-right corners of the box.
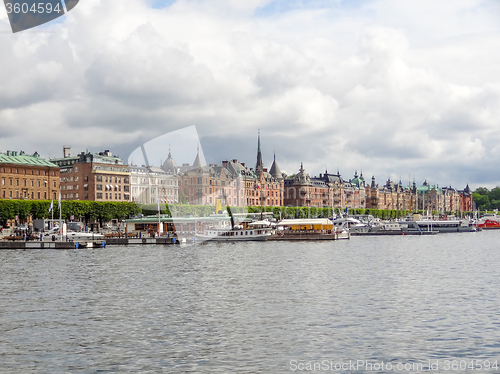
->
(51, 147), (130, 201)
(0, 150), (60, 200)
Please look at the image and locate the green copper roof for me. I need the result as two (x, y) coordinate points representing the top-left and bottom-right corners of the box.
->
(0, 152), (59, 168)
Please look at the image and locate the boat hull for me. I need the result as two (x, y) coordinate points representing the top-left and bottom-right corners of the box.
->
(195, 233), (271, 242)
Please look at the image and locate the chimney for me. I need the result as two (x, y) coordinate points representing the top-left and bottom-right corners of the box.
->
(263, 168), (268, 172)
(63, 146), (71, 158)
(241, 163), (245, 167)
(233, 159), (237, 163)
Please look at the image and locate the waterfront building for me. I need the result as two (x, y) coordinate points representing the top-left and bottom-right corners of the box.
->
(460, 185), (473, 212)
(129, 165), (178, 205)
(284, 163), (325, 207)
(365, 177), (415, 211)
(286, 167), (366, 209)
(177, 133), (284, 208)
(51, 147), (130, 201)
(344, 171), (366, 209)
(245, 133), (284, 207)
(0, 150), (60, 200)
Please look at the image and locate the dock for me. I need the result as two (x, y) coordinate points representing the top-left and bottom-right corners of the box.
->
(0, 241), (77, 250)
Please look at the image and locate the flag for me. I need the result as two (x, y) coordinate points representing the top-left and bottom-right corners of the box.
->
(58, 192), (62, 210)
(48, 200), (53, 213)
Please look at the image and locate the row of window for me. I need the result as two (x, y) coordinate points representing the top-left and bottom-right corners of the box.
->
(2, 190), (53, 199)
(0, 167), (56, 176)
(96, 193), (130, 200)
(95, 184), (129, 192)
(1, 179), (56, 187)
(95, 175), (129, 184)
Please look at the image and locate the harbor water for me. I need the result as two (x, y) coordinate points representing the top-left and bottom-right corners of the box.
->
(1, 231), (500, 373)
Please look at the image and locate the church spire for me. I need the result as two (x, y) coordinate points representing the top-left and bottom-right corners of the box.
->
(256, 130), (263, 174)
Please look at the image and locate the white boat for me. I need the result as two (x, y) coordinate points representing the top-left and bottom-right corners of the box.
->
(41, 226), (105, 243)
(409, 218), (477, 233)
(195, 227), (272, 241)
(331, 217), (370, 233)
(195, 220), (273, 242)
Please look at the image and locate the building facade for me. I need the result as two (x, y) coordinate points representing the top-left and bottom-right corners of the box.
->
(130, 165), (178, 205)
(0, 150), (60, 200)
(51, 148), (130, 201)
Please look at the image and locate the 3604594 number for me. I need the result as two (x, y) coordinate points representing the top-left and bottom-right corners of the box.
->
(5, 2), (62, 14)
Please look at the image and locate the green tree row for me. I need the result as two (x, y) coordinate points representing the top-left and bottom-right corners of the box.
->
(0, 200), (140, 223)
(473, 187), (500, 210)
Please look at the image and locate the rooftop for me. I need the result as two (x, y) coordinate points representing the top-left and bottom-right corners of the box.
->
(0, 151), (59, 168)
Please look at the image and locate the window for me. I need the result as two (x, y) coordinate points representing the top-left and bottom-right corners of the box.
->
(54, 193), (56, 199)
(124, 185), (129, 192)
(106, 193), (108, 199)
(31, 180), (34, 187)
(84, 176), (89, 183)
(97, 193), (103, 199)
(96, 184), (102, 191)
(9, 191), (12, 197)
(16, 191), (19, 198)
(115, 193), (117, 200)
(124, 177), (129, 184)
(2, 191), (4, 198)
(53, 181), (56, 188)
(1, 179), (4, 185)
(44, 192), (47, 199)
(96, 175), (102, 182)
(38, 181), (40, 187)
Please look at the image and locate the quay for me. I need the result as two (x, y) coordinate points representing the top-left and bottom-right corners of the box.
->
(0, 241), (79, 250)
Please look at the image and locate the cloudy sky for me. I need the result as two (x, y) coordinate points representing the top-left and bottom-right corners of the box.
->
(1, 0), (500, 189)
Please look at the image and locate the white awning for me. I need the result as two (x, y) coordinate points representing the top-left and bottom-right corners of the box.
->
(277, 219), (332, 226)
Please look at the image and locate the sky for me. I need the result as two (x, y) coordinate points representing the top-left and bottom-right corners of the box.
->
(1, 0), (500, 190)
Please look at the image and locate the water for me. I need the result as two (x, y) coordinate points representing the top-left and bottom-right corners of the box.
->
(1, 231), (500, 373)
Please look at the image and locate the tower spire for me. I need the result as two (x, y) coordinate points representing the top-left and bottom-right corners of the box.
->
(256, 130), (263, 174)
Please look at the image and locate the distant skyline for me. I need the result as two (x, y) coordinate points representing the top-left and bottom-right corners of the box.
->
(1, 0), (500, 189)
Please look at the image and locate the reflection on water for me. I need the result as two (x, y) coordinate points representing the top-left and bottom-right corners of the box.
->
(1, 232), (500, 373)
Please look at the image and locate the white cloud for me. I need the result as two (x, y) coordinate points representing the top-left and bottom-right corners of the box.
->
(1, 0), (500, 188)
